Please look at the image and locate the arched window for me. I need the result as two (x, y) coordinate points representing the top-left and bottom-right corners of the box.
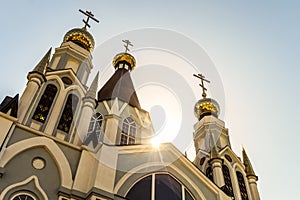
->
(84, 113), (103, 147)
(236, 171), (249, 200)
(120, 117), (136, 145)
(32, 84), (57, 123)
(126, 173), (195, 200)
(155, 174), (181, 200)
(206, 166), (214, 182)
(11, 192), (36, 200)
(57, 94), (79, 133)
(127, 175), (151, 200)
(88, 113), (103, 135)
(222, 165), (235, 199)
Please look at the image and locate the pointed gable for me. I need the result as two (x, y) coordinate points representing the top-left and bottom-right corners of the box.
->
(0, 94), (19, 117)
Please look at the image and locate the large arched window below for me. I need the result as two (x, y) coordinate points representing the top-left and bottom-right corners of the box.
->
(120, 117), (136, 145)
(10, 192), (36, 200)
(57, 94), (79, 134)
(126, 173), (195, 200)
(236, 171), (249, 200)
(84, 113), (103, 147)
(222, 165), (235, 199)
(32, 84), (57, 123)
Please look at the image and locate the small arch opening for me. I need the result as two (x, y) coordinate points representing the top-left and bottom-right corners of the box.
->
(32, 84), (58, 123)
(236, 171), (249, 200)
(221, 165), (235, 198)
(57, 94), (79, 134)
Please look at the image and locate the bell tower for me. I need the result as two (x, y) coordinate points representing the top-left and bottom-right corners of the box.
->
(17, 10), (100, 144)
(192, 74), (260, 200)
(83, 41), (154, 148)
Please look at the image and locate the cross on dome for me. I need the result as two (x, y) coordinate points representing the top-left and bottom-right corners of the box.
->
(122, 39), (133, 53)
(193, 73), (210, 98)
(79, 9), (99, 29)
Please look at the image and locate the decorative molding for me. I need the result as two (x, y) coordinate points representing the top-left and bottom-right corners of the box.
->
(0, 137), (73, 188)
(114, 162), (208, 200)
(0, 175), (48, 200)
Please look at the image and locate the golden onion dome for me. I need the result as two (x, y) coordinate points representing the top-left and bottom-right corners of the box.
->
(112, 52), (136, 71)
(194, 98), (220, 120)
(63, 28), (95, 52)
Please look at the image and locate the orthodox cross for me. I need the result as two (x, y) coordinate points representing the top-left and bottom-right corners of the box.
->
(122, 39), (133, 53)
(193, 73), (210, 98)
(79, 9), (99, 29)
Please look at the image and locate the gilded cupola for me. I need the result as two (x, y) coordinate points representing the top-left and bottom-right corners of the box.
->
(63, 28), (95, 52)
(194, 98), (220, 120)
(112, 40), (136, 71)
(193, 73), (220, 120)
(63, 9), (99, 52)
(113, 52), (136, 71)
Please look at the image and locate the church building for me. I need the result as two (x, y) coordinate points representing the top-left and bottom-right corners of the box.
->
(0, 11), (260, 200)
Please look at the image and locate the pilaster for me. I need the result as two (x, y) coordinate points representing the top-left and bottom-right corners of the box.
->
(18, 74), (45, 124)
(247, 175), (260, 200)
(103, 114), (121, 145)
(209, 157), (225, 187)
(74, 97), (96, 145)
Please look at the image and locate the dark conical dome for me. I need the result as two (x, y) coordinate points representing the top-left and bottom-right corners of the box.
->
(97, 52), (140, 109)
(63, 28), (95, 52)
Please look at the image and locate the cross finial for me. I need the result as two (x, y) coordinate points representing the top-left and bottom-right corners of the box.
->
(193, 73), (210, 98)
(122, 39), (133, 53)
(79, 9), (99, 29)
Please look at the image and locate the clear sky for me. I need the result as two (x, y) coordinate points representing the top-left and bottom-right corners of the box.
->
(1, 1), (299, 199)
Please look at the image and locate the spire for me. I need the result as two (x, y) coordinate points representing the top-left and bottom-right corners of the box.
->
(209, 133), (219, 159)
(97, 41), (140, 109)
(242, 147), (257, 177)
(32, 48), (51, 74)
(86, 72), (99, 99)
(97, 68), (141, 109)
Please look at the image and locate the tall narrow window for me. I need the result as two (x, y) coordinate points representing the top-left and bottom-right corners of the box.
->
(88, 113), (103, 135)
(236, 171), (249, 200)
(206, 166), (214, 182)
(57, 94), (79, 133)
(155, 174), (181, 200)
(222, 165), (235, 199)
(84, 113), (103, 147)
(32, 84), (57, 123)
(120, 117), (136, 145)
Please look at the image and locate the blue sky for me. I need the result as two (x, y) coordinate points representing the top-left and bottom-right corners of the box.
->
(0, 1), (299, 199)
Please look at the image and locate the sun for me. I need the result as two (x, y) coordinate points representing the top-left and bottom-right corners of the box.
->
(151, 138), (161, 148)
